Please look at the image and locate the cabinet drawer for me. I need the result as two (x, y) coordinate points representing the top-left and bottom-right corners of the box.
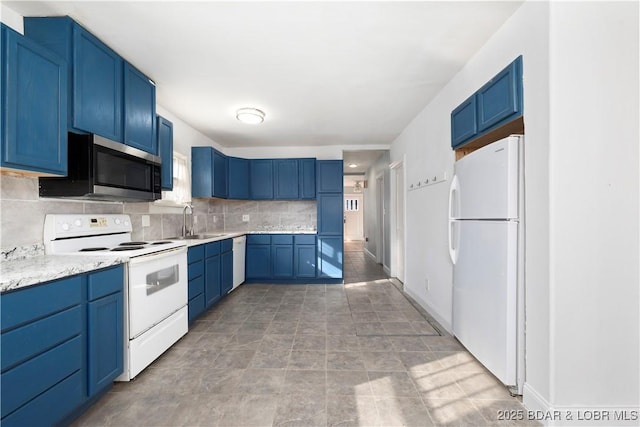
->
(188, 245), (205, 263)
(271, 235), (293, 245)
(294, 235), (316, 245)
(1, 276), (82, 332)
(221, 238), (233, 253)
(188, 276), (204, 300)
(205, 241), (221, 257)
(188, 260), (204, 280)
(247, 234), (271, 245)
(1, 335), (83, 416)
(1, 369), (83, 427)
(87, 266), (123, 301)
(1, 306), (82, 372)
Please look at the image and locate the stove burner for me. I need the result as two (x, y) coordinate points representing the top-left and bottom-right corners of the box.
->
(111, 246), (145, 252)
(119, 241), (148, 246)
(80, 247), (109, 252)
(151, 241), (172, 245)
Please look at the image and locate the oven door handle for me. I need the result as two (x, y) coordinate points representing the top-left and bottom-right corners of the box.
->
(127, 247), (187, 265)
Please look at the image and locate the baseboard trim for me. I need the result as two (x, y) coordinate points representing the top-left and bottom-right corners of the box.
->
(523, 383), (640, 426)
(364, 248), (376, 261)
(404, 287), (453, 334)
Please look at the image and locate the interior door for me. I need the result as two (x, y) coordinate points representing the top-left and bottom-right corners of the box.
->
(453, 220), (518, 386)
(344, 195), (363, 241)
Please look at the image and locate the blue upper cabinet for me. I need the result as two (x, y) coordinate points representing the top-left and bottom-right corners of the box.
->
(157, 115), (173, 190)
(1, 24), (68, 175)
(299, 158), (316, 199)
(451, 95), (477, 148)
(250, 159), (274, 200)
(451, 56), (523, 149)
(24, 17), (124, 141)
(317, 160), (343, 193)
(228, 157), (249, 199)
(477, 56), (522, 132)
(318, 193), (344, 235)
(191, 147), (227, 198)
(274, 159), (299, 199)
(213, 149), (228, 198)
(124, 62), (156, 154)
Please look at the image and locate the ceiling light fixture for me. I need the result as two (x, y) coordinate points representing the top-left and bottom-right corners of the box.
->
(353, 181), (362, 193)
(236, 108), (265, 124)
(348, 163), (358, 168)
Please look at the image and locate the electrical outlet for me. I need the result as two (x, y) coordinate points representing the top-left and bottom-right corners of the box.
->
(425, 277), (430, 291)
(193, 216), (198, 224)
(213, 215), (218, 223)
(141, 215), (150, 227)
(242, 214), (250, 222)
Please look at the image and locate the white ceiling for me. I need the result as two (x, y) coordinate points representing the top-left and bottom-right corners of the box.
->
(5, 1), (522, 149)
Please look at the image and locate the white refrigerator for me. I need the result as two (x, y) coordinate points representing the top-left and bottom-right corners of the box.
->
(448, 135), (525, 394)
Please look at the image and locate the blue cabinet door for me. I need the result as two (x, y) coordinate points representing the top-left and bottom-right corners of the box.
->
(213, 149), (228, 198)
(317, 237), (343, 279)
(295, 244), (317, 278)
(451, 95), (477, 148)
(1, 25), (68, 175)
(250, 159), (274, 199)
(205, 253), (221, 308)
(318, 194), (344, 235)
(73, 24), (123, 141)
(87, 291), (123, 396)
(272, 244), (294, 278)
(316, 160), (343, 193)
(157, 115), (173, 190)
(228, 157), (250, 199)
(191, 147), (213, 197)
(274, 159), (299, 199)
(221, 248), (233, 294)
(300, 159), (316, 199)
(124, 62), (156, 154)
(477, 56), (523, 133)
(246, 245), (271, 279)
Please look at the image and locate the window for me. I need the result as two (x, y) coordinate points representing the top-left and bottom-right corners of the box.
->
(345, 198), (359, 211)
(158, 152), (191, 205)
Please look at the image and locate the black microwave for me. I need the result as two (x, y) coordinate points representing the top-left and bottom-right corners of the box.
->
(39, 133), (162, 202)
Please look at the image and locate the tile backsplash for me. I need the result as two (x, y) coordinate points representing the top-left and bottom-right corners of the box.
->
(0, 175), (317, 252)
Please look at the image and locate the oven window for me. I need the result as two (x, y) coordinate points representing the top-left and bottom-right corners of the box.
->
(96, 150), (152, 191)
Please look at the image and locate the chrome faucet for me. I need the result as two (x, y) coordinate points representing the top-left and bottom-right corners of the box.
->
(182, 204), (194, 237)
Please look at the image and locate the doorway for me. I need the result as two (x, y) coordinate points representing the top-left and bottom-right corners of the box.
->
(390, 160), (405, 283)
(344, 194), (364, 241)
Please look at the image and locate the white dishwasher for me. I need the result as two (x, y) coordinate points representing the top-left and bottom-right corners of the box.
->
(232, 235), (246, 291)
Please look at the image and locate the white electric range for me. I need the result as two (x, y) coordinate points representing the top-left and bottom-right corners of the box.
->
(44, 214), (188, 381)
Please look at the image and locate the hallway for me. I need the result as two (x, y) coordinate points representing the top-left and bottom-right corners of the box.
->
(343, 240), (388, 284)
(72, 244), (535, 427)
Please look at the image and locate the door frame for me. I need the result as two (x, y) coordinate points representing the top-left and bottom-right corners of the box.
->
(375, 172), (385, 266)
(389, 157), (406, 282)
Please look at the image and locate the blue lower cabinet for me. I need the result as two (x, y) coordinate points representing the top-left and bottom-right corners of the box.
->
(221, 241), (233, 294)
(205, 241), (222, 307)
(317, 236), (344, 279)
(246, 244), (271, 279)
(272, 244), (294, 278)
(295, 244), (317, 278)
(0, 265), (124, 426)
(87, 291), (123, 396)
(187, 246), (206, 323)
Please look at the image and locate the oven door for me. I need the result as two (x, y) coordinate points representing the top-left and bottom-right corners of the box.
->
(127, 247), (187, 339)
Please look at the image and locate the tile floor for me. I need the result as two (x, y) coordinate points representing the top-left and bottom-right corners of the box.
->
(72, 242), (536, 427)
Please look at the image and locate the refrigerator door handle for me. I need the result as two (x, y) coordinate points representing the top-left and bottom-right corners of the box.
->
(448, 175), (460, 264)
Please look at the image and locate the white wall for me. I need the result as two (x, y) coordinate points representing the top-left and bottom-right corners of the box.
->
(548, 0), (639, 410)
(391, 0), (640, 421)
(225, 144), (388, 160)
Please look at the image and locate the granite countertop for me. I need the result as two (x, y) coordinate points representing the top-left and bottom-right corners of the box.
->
(183, 230), (317, 247)
(0, 254), (128, 293)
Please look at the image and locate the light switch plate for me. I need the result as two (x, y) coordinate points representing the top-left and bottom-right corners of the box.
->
(141, 215), (150, 227)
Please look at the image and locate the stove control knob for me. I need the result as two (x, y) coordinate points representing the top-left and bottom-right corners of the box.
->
(114, 218), (121, 225)
(61, 223), (70, 231)
(74, 219), (82, 227)
(124, 220), (130, 227)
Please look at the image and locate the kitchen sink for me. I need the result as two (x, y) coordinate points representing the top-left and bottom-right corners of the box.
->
(169, 233), (227, 240)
